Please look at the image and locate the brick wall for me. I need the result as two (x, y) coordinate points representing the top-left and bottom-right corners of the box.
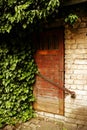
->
(36, 17), (87, 130)
(64, 17), (87, 130)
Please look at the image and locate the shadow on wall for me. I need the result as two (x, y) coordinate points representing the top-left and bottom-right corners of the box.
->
(64, 106), (87, 130)
(75, 107), (87, 130)
(76, 107), (87, 123)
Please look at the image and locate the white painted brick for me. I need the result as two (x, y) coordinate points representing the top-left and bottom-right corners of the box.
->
(71, 65), (78, 69)
(65, 50), (75, 54)
(83, 54), (87, 58)
(36, 111), (44, 116)
(65, 117), (77, 123)
(65, 39), (76, 44)
(78, 65), (87, 69)
(81, 96), (87, 101)
(65, 113), (76, 118)
(70, 75), (77, 79)
(65, 69), (74, 74)
(65, 108), (72, 113)
(75, 94), (83, 100)
(65, 74), (71, 79)
(77, 28), (87, 33)
(70, 44), (78, 49)
(74, 49), (87, 54)
(68, 108), (87, 116)
(76, 85), (84, 90)
(65, 84), (72, 90)
(83, 85), (87, 90)
(44, 112), (55, 118)
(83, 75), (87, 79)
(65, 64), (78, 70)
(74, 59), (87, 64)
(75, 100), (87, 106)
(76, 39), (87, 44)
(70, 85), (77, 90)
(65, 59), (74, 64)
(65, 79), (74, 84)
(54, 114), (64, 120)
(65, 44), (71, 49)
(74, 75), (83, 80)
(71, 54), (84, 59)
(65, 103), (76, 110)
(75, 34), (86, 39)
(74, 79), (87, 85)
(64, 17), (87, 127)
(74, 70), (87, 74)
(76, 90), (87, 95)
(78, 43), (87, 49)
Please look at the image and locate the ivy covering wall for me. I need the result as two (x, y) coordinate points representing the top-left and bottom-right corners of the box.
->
(0, 31), (37, 127)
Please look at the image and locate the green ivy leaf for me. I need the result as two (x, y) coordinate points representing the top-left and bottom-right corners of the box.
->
(0, 41), (37, 127)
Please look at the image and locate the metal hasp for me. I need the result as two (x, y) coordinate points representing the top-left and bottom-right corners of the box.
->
(36, 72), (76, 98)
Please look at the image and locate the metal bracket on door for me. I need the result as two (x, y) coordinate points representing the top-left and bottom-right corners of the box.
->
(36, 71), (76, 98)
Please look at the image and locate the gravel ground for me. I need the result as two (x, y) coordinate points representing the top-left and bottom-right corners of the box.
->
(1, 117), (65, 130)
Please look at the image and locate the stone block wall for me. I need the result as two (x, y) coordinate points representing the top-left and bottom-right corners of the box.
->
(36, 17), (87, 130)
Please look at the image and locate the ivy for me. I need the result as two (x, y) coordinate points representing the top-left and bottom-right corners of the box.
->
(65, 14), (78, 25)
(0, 33), (37, 128)
(0, 0), (60, 33)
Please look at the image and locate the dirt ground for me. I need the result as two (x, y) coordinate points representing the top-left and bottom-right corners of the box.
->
(2, 117), (66, 130)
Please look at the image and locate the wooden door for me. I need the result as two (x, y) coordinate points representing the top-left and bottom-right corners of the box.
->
(33, 28), (64, 115)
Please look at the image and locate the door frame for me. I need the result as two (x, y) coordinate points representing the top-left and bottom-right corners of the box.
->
(33, 27), (65, 115)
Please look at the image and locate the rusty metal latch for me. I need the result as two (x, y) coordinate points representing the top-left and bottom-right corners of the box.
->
(36, 71), (76, 98)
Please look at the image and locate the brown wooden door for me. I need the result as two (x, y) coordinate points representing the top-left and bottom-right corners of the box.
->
(33, 28), (64, 115)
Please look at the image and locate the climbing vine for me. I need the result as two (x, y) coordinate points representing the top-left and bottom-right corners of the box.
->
(65, 13), (78, 25)
(0, 32), (37, 127)
(0, 0), (79, 33)
(0, 0), (60, 33)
